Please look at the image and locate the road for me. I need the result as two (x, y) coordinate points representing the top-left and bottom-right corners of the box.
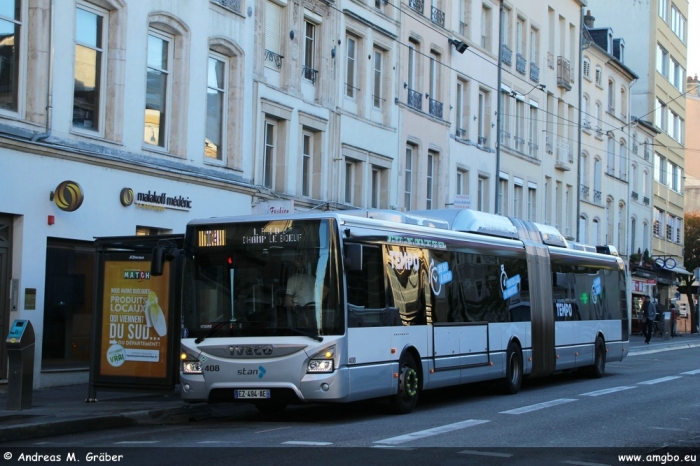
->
(3, 347), (699, 465)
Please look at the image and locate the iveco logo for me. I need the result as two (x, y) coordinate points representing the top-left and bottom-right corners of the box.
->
(229, 345), (274, 356)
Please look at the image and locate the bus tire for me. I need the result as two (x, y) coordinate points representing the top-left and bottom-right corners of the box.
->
(502, 341), (523, 395)
(589, 336), (606, 378)
(389, 353), (420, 414)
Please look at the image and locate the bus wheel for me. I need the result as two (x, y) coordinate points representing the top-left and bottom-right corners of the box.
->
(589, 336), (606, 378)
(502, 341), (523, 394)
(389, 353), (419, 414)
(255, 402), (287, 413)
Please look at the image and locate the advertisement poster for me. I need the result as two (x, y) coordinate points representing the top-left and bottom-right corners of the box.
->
(99, 258), (170, 378)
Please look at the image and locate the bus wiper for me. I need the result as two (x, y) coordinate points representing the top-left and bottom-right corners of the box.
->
(277, 326), (323, 342)
(195, 320), (232, 344)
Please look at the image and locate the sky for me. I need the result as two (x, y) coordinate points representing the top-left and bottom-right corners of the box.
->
(689, 0), (699, 78)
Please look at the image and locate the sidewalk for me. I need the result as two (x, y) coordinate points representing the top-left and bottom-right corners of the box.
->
(0, 333), (698, 444)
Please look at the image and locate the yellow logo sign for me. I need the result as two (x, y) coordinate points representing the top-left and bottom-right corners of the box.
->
(53, 181), (84, 212)
(120, 188), (134, 207)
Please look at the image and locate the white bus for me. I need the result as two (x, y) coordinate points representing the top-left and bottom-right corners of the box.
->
(154, 209), (629, 414)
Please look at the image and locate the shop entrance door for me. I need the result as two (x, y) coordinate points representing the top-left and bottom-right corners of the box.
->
(0, 215), (13, 377)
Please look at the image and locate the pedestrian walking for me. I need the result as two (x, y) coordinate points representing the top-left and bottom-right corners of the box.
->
(669, 303), (681, 337)
(642, 295), (657, 344)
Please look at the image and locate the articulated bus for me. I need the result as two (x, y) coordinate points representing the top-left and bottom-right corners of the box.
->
(154, 209), (629, 414)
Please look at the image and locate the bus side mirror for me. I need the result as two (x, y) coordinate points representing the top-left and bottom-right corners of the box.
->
(344, 243), (363, 272)
(151, 247), (165, 276)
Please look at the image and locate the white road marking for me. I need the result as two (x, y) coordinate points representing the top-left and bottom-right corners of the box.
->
(256, 426), (292, 433)
(114, 441), (159, 444)
(579, 386), (637, 397)
(500, 398), (577, 414)
(282, 441), (332, 446)
(680, 369), (700, 375)
(459, 450), (513, 458)
(649, 426), (685, 431)
(373, 419), (490, 445)
(637, 376), (682, 385)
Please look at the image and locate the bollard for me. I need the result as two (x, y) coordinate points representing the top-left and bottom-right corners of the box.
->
(6, 320), (35, 410)
(663, 312), (671, 341)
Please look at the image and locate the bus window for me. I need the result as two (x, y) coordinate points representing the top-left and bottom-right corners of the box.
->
(385, 246), (430, 326)
(347, 245), (397, 327)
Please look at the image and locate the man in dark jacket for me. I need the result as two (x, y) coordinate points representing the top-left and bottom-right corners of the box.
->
(642, 295), (658, 344)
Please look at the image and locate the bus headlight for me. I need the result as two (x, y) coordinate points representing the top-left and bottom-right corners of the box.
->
(307, 345), (335, 374)
(181, 348), (203, 374)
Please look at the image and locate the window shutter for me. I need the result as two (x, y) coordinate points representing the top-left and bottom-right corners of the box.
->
(265, 2), (281, 55)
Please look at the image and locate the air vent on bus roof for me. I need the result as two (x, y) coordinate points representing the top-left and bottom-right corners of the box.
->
(345, 209), (449, 229)
(410, 209), (519, 239)
(530, 222), (569, 248)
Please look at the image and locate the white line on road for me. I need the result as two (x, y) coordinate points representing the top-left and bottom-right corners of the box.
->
(114, 441), (159, 444)
(459, 450), (513, 458)
(680, 369), (700, 375)
(256, 426), (292, 433)
(282, 441), (332, 446)
(373, 419), (490, 445)
(648, 426), (686, 431)
(500, 398), (577, 414)
(637, 376), (682, 385)
(579, 386), (637, 397)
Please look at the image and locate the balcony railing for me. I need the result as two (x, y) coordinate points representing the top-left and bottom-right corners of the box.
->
(643, 196), (650, 205)
(478, 136), (487, 146)
(545, 135), (553, 154)
(594, 190), (602, 205)
(580, 184), (590, 200)
(302, 66), (318, 84)
(631, 191), (639, 200)
(407, 88), (422, 110)
(265, 50), (283, 69)
(557, 56), (572, 91)
(211, 0), (240, 12)
(429, 98), (443, 119)
(409, 0), (424, 14)
(516, 53), (527, 74)
(460, 22), (468, 36)
(501, 44), (512, 65)
(528, 139), (538, 158)
(431, 6), (445, 27)
(530, 62), (540, 82)
(514, 136), (526, 152)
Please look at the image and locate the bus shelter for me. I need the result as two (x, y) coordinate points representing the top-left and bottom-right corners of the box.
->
(88, 235), (183, 400)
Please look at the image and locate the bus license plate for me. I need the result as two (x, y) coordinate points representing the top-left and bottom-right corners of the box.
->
(235, 389), (270, 399)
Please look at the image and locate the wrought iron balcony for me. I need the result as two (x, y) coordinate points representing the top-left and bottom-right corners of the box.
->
(302, 66), (318, 84)
(580, 184), (590, 200)
(478, 136), (487, 146)
(530, 62), (540, 82)
(631, 191), (639, 200)
(265, 50), (284, 69)
(557, 56), (572, 91)
(431, 6), (445, 27)
(211, 0), (240, 12)
(460, 22), (468, 36)
(429, 98), (443, 119)
(516, 53), (527, 74)
(514, 136), (526, 152)
(643, 196), (650, 205)
(407, 88), (422, 110)
(594, 190), (602, 204)
(501, 44), (512, 65)
(528, 139), (538, 158)
(409, 0), (424, 14)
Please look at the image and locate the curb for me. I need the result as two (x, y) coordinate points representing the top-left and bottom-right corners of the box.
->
(627, 340), (700, 356)
(0, 415), (137, 443)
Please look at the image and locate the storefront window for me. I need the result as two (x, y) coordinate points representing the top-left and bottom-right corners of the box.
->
(42, 239), (95, 370)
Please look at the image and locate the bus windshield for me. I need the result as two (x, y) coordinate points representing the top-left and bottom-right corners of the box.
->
(182, 219), (343, 340)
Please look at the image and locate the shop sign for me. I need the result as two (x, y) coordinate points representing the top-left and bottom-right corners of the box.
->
(121, 187), (192, 212)
(253, 199), (294, 215)
(52, 180), (84, 212)
(632, 279), (648, 294)
(98, 255), (170, 379)
(453, 194), (471, 209)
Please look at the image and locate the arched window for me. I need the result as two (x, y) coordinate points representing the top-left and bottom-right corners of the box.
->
(607, 79), (615, 112)
(579, 215), (587, 243)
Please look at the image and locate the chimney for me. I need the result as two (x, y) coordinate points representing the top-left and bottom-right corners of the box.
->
(584, 10), (595, 28)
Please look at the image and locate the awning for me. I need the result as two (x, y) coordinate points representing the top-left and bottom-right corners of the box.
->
(666, 265), (692, 275)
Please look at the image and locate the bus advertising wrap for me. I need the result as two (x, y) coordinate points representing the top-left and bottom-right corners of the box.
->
(98, 258), (170, 379)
